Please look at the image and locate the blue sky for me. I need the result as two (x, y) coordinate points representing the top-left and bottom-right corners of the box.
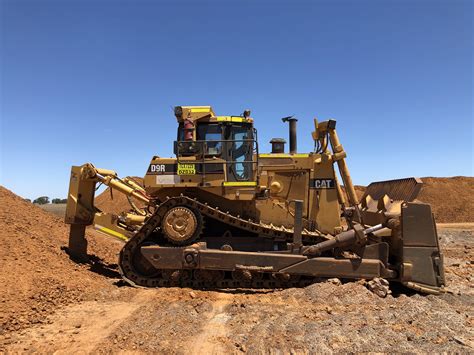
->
(1, 0), (472, 200)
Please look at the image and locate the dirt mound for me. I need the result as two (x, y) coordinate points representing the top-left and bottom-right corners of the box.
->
(341, 185), (366, 201)
(95, 177), (144, 215)
(347, 177), (473, 223)
(417, 177), (473, 223)
(0, 186), (122, 335)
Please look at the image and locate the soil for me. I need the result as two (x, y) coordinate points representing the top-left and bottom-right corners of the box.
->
(0, 186), (123, 336)
(1, 185), (473, 353)
(417, 177), (473, 223)
(341, 185), (367, 201)
(94, 177), (144, 215)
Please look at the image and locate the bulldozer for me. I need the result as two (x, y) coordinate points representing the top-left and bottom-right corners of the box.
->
(65, 106), (445, 295)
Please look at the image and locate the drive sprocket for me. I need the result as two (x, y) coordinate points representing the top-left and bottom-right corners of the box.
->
(161, 206), (203, 245)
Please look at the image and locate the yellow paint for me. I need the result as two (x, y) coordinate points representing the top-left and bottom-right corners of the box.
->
(259, 153), (310, 158)
(177, 163), (196, 175)
(223, 181), (257, 187)
(216, 116), (252, 123)
(190, 107), (212, 113)
(95, 225), (128, 241)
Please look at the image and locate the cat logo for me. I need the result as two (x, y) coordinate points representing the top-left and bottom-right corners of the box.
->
(310, 178), (335, 189)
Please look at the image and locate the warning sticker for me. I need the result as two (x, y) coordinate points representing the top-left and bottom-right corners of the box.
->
(156, 175), (181, 184)
(177, 163), (196, 175)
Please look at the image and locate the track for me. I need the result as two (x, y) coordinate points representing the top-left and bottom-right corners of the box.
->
(118, 195), (330, 288)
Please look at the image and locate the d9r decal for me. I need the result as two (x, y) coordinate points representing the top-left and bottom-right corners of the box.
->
(149, 164), (166, 173)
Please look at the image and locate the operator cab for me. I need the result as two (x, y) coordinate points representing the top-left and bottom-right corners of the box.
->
(173, 106), (257, 183)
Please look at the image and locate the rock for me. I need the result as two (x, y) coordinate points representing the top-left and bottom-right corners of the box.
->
(453, 336), (473, 348)
(366, 278), (391, 298)
(189, 291), (197, 299)
(327, 278), (342, 286)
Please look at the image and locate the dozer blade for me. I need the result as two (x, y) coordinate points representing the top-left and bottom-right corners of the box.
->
(399, 202), (445, 294)
(358, 177), (445, 294)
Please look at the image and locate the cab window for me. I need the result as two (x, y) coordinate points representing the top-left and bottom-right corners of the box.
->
(197, 124), (222, 156)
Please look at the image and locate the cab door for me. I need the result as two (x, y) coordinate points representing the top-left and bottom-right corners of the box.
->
(224, 124), (255, 182)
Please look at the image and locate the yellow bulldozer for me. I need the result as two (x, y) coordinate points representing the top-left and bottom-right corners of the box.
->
(65, 106), (445, 295)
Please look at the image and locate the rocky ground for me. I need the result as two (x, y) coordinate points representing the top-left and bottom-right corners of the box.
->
(0, 185), (473, 353)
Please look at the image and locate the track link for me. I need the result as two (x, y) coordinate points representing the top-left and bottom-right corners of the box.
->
(119, 195), (330, 288)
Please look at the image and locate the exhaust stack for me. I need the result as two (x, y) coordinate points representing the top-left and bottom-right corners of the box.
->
(282, 116), (298, 154)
